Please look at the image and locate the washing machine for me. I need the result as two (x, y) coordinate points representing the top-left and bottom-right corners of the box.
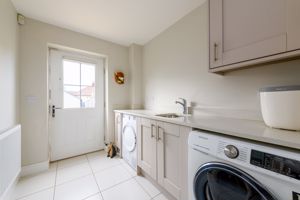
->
(122, 114), (137, 170)
(188, 130), (300, 200)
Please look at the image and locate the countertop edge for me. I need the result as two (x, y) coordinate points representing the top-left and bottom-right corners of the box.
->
(114, 110), (300, 151)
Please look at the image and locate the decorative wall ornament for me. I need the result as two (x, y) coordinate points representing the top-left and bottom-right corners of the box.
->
(114, 72), (124, 84)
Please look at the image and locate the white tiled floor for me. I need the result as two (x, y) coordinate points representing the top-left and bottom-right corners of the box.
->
(13, 151), (169, 200)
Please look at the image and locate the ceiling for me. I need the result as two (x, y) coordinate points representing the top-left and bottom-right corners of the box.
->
(11, 0), (205, 46)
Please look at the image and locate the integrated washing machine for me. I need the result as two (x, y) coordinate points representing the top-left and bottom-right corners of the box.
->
(188, 130), (300, 200)
(122, 114), (137, 170)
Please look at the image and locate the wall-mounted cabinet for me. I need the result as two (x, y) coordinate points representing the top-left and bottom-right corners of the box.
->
(209, 0), (300, 73)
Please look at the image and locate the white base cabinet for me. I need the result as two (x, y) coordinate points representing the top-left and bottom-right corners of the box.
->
(137, 117), (191, 200)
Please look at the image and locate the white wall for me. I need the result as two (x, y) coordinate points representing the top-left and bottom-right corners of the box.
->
(19, 18), (130, 166)
(129, 44), (143, 109)
(143, 2), (300, 119)
(0, 0), (19, 133)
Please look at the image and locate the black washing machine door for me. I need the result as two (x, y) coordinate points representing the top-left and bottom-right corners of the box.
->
(194, 162), (277, 200)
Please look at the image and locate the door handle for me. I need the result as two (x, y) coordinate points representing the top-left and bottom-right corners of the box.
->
(52, 105), (62, 118)
(150, 124), (156, 138)
(157, 126), (163, 141)
(214, 43), (218, 61)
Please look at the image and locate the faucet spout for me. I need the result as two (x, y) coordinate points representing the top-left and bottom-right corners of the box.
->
(175, 98), (188, 115)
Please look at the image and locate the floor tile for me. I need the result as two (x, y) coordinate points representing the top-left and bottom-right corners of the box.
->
(86, 151), (106, 159)
(87, 151), (121, 172)
(17, 188), (54, 200)
(54, 175), (99, 200)
(84, 193), (103, 200)
(13, 152), (164, 200)
(14, 168), (56, 199)
(56, 162), (92, 185)
(94, 165), (132, 191)
(153, 194), (169, 200)
(102, 179), (151, 200)
(135, 176), (160, 198)
(57, 155), (88, 169)
(121, 163), (137, 177)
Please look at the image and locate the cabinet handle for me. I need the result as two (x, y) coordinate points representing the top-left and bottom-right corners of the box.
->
(214, 43), (218, 61)
(157, 126), (163, 141)
(151, 124), (156, 138)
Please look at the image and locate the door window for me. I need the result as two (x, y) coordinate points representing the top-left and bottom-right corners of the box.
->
(63, 59), (96, 109)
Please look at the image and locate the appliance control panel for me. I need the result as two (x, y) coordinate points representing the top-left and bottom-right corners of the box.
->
(250, 150), (300, 180)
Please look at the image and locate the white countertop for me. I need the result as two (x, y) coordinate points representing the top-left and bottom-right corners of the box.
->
(115, 109), (300, 151)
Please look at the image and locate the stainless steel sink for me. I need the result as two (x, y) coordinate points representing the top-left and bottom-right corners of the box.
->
(155, 113), (182, 118)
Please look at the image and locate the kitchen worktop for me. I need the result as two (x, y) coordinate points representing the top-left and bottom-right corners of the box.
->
(114, 109), (300, 151)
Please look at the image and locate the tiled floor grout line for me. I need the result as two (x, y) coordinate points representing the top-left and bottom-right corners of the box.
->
(133, 176), (156, 199)
(52, 154), (110, 187)
(15, 186), (54, 200)
(81, 192), (102, 200)
(86, 154), (105, 200)
(15, 163), (58, 200)
(46, 154), (124, 197)
(52, 162), (58, 200)
(55, 173), (92, 187)
(151, 193), (162, 200)
(99, 177), (134, 192)
(90, 162), (122, 175)
(15, 152), (166, 200)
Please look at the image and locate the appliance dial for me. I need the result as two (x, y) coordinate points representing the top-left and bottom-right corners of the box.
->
(224, 145), (239, 159)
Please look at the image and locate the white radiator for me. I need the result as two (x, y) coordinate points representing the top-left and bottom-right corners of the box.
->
(0, 125), (21, 200)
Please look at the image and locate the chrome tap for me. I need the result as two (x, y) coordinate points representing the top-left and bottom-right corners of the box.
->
(175, 98), (188, 115)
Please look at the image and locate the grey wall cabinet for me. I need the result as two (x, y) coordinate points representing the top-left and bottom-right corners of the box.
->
(209, 0), (300, 72)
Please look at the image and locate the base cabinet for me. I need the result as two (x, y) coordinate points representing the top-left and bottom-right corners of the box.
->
(137, 118), (157, 180)
(137, 118), (191, 200)
(157, 121), (182, 199)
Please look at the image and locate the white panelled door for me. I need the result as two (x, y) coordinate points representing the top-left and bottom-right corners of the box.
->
(49, 49), (105, 161)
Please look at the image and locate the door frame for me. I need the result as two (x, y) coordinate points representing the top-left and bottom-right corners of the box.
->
(46, 43), (109, 160)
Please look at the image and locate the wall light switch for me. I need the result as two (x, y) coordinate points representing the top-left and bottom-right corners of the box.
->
(26, 96), (38, 104)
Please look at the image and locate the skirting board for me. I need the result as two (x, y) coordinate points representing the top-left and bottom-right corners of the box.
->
(20, 160), (49, 177)
(1, 171), (20, 200)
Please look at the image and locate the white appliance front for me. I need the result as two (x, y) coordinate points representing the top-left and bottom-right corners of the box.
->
(122, 114), (137, 170)
(188, 130), (300, 200)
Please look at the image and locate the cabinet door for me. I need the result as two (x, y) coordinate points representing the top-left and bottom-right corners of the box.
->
(137, 118), (157, 180)
(210, 0), (287, 68)
(209, 0), (223, 68)
(287, 0), (300, 51)
(157, 122), (181, 199)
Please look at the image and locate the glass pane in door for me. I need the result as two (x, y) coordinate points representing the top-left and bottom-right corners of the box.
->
(63, 60), (80, 85)
(62, 59), (96, 109)
(81, 63), (95, 86)
(63, 86), (81, 108)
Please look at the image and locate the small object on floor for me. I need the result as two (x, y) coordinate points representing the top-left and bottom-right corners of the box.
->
(106, 143), (117, 158)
